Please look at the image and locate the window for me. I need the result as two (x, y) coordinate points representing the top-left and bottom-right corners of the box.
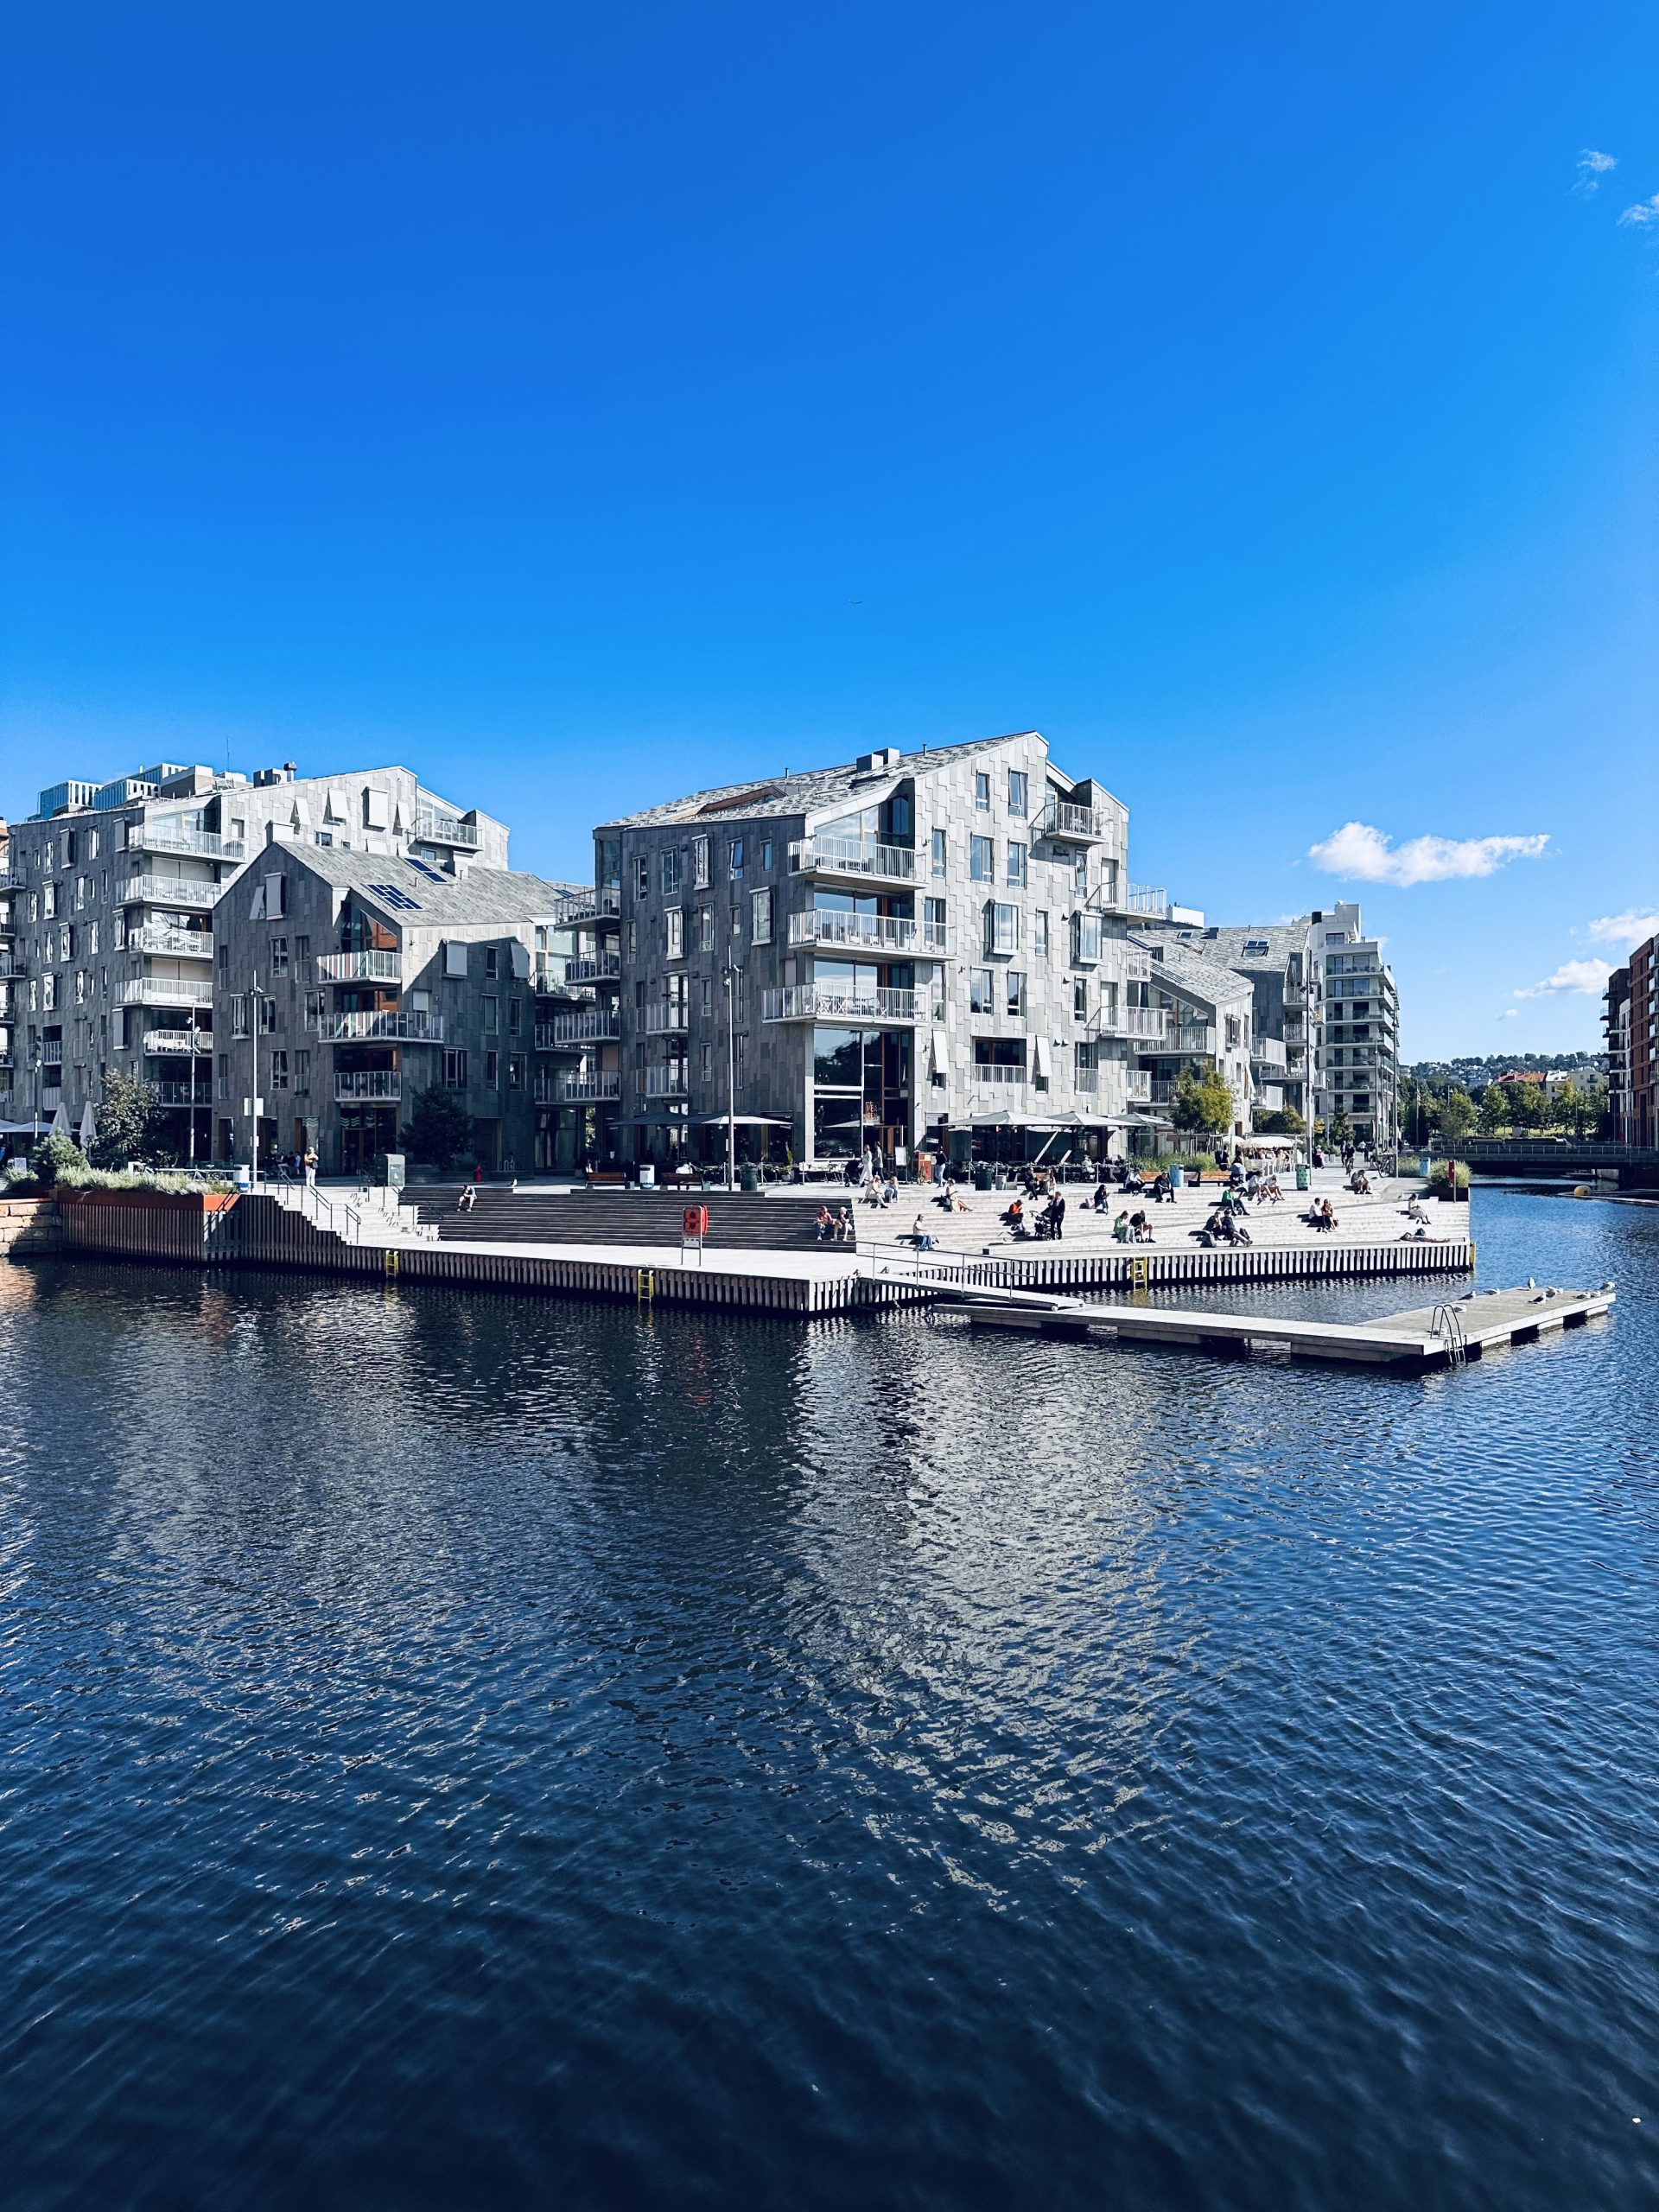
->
(728, 837), (745, 880)
(699, 907), (715, 953)
(295, 1051), (310, 1091)
(692, 836), (710, 888)
(702, 977), (713, 1014)
(270, 1051), (289, 1091)
(479, 1051), (495, 1087)
(1006, 842), (1027, 887)
(485, 948), (499, 980)
(230, 995), (251, 1036)
(751, 888), (772, 945)
(661, 849), (683, 896)
(666, 907), (684, 959)
(634, 856), (650, 899)
(700, 1041), (713, 1081)
(295, 935), (310, 974)
(1006, 970), (1025, 1015)
(969, 968), (995, 1013)
(1033, 910), (1049, 959)
(217, 1052), (227, 1098)
(1073, 851), (1089, 895)
(931, 828), (947, 877)
(444, 1049), (469, 1088)
(975, 772), (991, 811)
(969, 836), (995, 882)
(734, 1032), (747, 1084)
(219, 944), (230, 980)
(760, 838), (773, 870)
(509, 1053), (525, 1089)
(444, 941), (468, 978)
(303, 989), (321, 1031)
(259, 1000), (277, 1033)
(270, 937), (289, 977)
(88, 921), (99, 957)
(1073, 978), (1089, 1019)
(483, 995), (499, 1033)
(1243, 938), (1269, 957)
(43, 881), (57, 918)
(984, 903), (1020, 957)
(1071, 912), (1103, 964)
(1007, 770), (1027, 817)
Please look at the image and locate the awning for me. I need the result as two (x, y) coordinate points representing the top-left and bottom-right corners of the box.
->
(690, 1112), (793, 1127)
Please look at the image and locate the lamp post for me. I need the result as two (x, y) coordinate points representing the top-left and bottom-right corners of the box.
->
(248, 970), (265, 1185)
(188, 999), (198, 1167)
(722, 956), (737, 1191)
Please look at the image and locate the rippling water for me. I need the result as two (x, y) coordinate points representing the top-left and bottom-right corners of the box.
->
(2, 1190), (1655, 2211)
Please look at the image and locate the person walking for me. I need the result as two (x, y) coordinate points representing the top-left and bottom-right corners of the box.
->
(1052, 1192), (1066, 1241)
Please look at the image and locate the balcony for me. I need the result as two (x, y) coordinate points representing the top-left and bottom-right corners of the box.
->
(335, 1071), (402, 1102)
(537, 1011), (619, 1047)
(1093, 1006), (1170, 1042)
(0, 955), (24, 980)
(1251, 1035), (1288, 1071)
(121, 977), (212, 1008)
(643, 1066), (689, 1098)
(155, 1079), (212, 1107)
(1126, 884), (1168, 918)
(41, 1039), (63, 1065)
(126, 824), (245, 861)
(1075, 1066), (1098, 1092)
(787, 837), (918, 884)
(413, 811), (480, 849)
(762, 984), (920, 1025)
(128, 924), (213, 959)
(566, 952), (622, 983)
(1126, 1071), (1153, 1103)
(560, 1071), (620, 1102)
(550, 887), (621, 925)
(1124, 950), (1152, 983)
(143, 1027), (213, 1055)
(316, 950), (402, 983)
(785, 910), (955, 957)
(121, 874), (219, 911)
(1039, 798), (1105, 841)
(1141, 1023), (1216, 1056)
(639, 1002), (690, 1035)
(318, 1010), (444, 1044)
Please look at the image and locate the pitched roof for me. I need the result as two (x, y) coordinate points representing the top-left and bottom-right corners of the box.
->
(1131, 931), (1254, 1013)
(259, 842), (587, 925)
(594, 732), (1058, 831)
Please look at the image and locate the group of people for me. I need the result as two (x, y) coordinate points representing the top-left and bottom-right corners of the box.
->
(1000, 1190), (1069, 1240)
(1110, 1210), (1154, 1243)
(860, 1175), (901, 1210)
(814, 1204), (856, 1241)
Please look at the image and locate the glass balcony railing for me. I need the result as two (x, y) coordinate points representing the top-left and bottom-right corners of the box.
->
(787, 838), (918, 883)
(334, 1071), (402, 1102)
(318, 1011), (444, 1043)
(761, 984), (920, 1024)
(316, 950), (402, 983)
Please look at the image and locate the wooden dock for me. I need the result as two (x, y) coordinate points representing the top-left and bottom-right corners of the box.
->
(949, 1282), (1617, 1370)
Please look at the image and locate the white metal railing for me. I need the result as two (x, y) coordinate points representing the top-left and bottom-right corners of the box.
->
(1127, 884), (1167, 916)
(1039, 798), (1104, 839)
(549, 886), (621, 925)
(538, 1011), (619, 1046)
(643, 1066), (689, 1097)
(127, 924), (213, 959)
(121, 977), (212, 1007)
(970, 1063), (1027, 1086)
(121, 875), (218, 910)
(335, 1071), (402, 1101)
(566, 953), (621, 982)
(1125, 950), (1152, 983)
(762, 984), (920, 1023)
(0, 956), (24, 979)
(640, 1002), (690, 1034)
(318, 1010), (444, 1043)
(41, 1039), (63, 1065)
(1251, 1036), (1287, 1070)
(1126, 1071), (1152, 1103)
(788, 837), (918, 882)
(142, 1028), (213, 1055)
(126, 824), (245, 861)
(155, 1079), (211, 1106)
(1075, 1067), (1098, 1092)
(1094, 1005), (1170, 1041)
(316, 950), (402, 982)
(413, 811), (480, 847)
(561, 1071), (620, 1101)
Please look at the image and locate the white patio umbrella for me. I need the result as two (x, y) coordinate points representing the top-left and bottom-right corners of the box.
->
(78, 1099), (99, 1150)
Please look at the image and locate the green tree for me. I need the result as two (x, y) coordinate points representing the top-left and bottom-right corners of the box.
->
(89, 1071), (163, 1168)
(1476, 1084), (1509, 1135)
(1169, 1065), (1236, 1135)
(400, 1084), (474, 1169)
(1254, 1108), (1306, 1135)
(1329, 1107), (1353, 1147)
(1436, 1088), (1478, 1142)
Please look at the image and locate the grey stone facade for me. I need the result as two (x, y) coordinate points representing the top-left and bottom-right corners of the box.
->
(596, 733), (1161, 1166)
(213, 841), (588, 1174)
(0, 759), (507, 1147)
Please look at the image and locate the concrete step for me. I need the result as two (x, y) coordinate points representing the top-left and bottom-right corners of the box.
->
(399, 1186), (836, 1251)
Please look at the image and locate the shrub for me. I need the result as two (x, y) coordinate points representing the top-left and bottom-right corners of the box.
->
(1429, 1160), (1471, 1195)
(88, 1071), (164, 1168)
(29, 1133), (85, 1188)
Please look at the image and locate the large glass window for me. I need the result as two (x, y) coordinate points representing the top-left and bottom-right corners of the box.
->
(931, 829), (947, 877)
(969, 968), (994, 1013)
(984, 903), (1020, 956)
(969, 836), (995, 882)
(1006, 842), (1027, 887)
(1007, 770), (1027, 817)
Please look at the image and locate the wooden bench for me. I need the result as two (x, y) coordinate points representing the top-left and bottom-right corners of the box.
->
(583, 1169), (628, 1187)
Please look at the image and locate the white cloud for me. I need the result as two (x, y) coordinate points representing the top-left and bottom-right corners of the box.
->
(1583, 908), (1659, 950)
(1499, 1008), (1518, 1019)
(1514, 958), (1611, 1000)
(1307, 822), (1550, 887)
(1576, 148), (1618, 193)
(1618, 193), (1659, 227)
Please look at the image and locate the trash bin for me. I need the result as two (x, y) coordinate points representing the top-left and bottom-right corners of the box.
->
(1167, 1164), (1185, 1190)
(639, 1163), (656, 1189)
(234, 1163), (252, 1192)
(1295, 1165), (1310, 1192)
(973, 1164), (993, 1191)
(740, 1162), (760, 1192)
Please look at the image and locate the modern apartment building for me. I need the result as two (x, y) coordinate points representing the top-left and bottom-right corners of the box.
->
(0, 760), (506, 1148)
(0, 817), (20, 1128)
(1603, 934), (1655, 1147)
(594, 731), (1187, 1169)
(213, 841), (590, 1173)
(1126, 931), (1257, 1142)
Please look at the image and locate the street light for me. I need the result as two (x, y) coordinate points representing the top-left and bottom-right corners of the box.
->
(721, 955), (738, 1191)
(248, 970), (266, 1185)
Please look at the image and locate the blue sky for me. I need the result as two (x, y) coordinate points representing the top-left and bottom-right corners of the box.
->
(2, 2), (1655, 1058)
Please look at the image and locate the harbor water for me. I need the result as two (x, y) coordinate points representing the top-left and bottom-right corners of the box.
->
(1, 1188), (1655, 2210)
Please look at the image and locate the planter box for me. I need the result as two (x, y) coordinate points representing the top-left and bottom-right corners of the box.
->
(58, 1187), (238, 1262)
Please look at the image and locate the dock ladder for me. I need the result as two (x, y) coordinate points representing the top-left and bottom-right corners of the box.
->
(1429, 1302), (1469, 1367)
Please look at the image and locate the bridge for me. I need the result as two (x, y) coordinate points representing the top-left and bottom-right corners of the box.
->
(1439, 1138), (1659, 1184)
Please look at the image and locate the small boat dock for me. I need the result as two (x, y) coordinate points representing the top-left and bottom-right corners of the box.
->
(947, 1282), (1617, 1369)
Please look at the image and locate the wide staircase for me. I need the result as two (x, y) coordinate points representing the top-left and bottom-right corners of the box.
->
(399, 1185), (835, 1252)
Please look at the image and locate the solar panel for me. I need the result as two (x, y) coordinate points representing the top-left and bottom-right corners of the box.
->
(369, 882), (421, 911)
